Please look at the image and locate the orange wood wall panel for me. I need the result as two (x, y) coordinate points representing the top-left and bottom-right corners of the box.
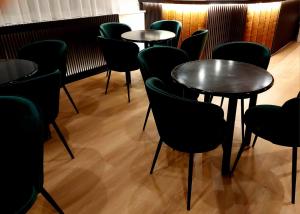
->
(244, 3), (281, 49)
(162, 5), (208, 46)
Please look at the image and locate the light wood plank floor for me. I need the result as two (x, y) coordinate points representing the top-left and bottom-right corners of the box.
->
(29, 42), (300, 214)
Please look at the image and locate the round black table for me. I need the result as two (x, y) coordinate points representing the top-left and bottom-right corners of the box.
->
(0, 59), (38, 86)
(172, 59), (274, 175)
(121, 29), (176, 48)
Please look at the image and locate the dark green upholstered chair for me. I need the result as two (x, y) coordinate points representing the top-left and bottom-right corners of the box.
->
(0, 96), (64, 214)
(98, 36), (139, 102)
(137, 46), (198, 131)
(17, 39), (79, 113)
(0, 70), (74, 159)
(180, 29), (208, 60)
(99, 22), (131, 40)
(231, 95), (300, 203)
(212, 41), (271, 140)
(150, 20), (182, 47)
(145, 77), (226, 210)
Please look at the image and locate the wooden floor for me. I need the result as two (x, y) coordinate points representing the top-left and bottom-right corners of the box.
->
(29, 42), (300, 214)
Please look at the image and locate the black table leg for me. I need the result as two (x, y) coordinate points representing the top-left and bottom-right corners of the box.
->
(222, 98), (238, 175)
(244, 95), (257, 146)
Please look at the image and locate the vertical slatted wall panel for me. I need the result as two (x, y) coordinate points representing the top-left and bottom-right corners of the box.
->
(142, 3), (163, 29)
(0, 15), (118, 83)
(244, 3), (281, 49)
(205, 4), (247, 58)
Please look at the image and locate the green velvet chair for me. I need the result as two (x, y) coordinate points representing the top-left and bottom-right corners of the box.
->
(137, 46), (198, 131)
(98, 36), (139, 102)
(150, 20), (182, 47)
(0, 70), (74, 159)
(231, 95), (300, 203)
(180, 29), (208, 60)
(0, 96), (64, 214)
(17, 39), (79, 113)
(99, 22), (131, 40)
(145, 77), (226, 210)
(212, 41), (271, 140)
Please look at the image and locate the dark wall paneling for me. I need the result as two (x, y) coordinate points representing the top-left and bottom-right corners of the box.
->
(141, 3), (163, 28)
(0, 15), (119, 83)
(272, 0), (300, 53)
(205, 4), (247, 58)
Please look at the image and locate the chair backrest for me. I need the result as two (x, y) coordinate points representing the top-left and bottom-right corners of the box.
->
(0, 70), (61, 125)
(138, 46), (188, 84)
(150, 20), (182, 47)
(180, 29), (208, 60)
(17, 40), (67, 82)
(145, 77), (226, 153)
(0, 96), (44, 213)
(212, 41), (271, 69)
(98, 36), (139, 72)
(281, 97), (300, 146)
(99, 22), (132, 40)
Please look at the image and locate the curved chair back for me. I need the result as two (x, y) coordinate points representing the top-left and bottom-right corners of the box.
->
(280, 97), (300, 145)
(98, 36), (139, 72)
(99, 22), (132, 40)
(138, 46), (188, 86)
(145, 77), (226, 153)
(0, 70), (61, 125)
(150, 20), (182, 47)
(212, 41), (271, 69)
(17, 40), (67, 82)
(180, 29), (208, 60)
(0, 96), (43, 213)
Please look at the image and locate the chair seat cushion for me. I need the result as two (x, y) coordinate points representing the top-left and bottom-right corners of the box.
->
(245, 105), (283, 143)
(245, 104), (299, 147)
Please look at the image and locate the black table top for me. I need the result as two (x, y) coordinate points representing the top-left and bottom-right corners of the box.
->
(171, 59), (274, 98)
(0, 59), (38, 86)
(121, 29), (176, 43)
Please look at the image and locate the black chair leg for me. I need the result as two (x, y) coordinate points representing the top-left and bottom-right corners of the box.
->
(125, 72), (131, 102)
(63, 85), (79, 114)
(52, 121), (74, 159)
(187, 153), (194, 210)
(105, 70), (111, 94)
(143, 104), (151, 131)
(252, 135), (258, 147)
(220, 96), (224, 107)
(241, 99), (245, 141)
(41, 188), (64, 214)
(150, 139), (163, 174)
(292, 147), (297, 204)
(231, 140), (248, 175)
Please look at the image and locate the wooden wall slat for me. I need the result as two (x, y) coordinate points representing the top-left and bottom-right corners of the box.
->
(0, 15), (119, 83)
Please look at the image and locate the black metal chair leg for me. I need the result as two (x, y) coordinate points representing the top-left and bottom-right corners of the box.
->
(292, 147), (297, 204)
(143, 104), (151, 131)
(52, 121), (74, 159)
(62, 85), (79, 114)
(241, 98), (245, 141)
(41, 188), (64, 214)
(125, 72), (131, 102)
(150, 139), (163, 174)
(220, 96), (224, 107)
(126, 71), (132, 85)
(187, 153), (194, 210)
(105, 70), (111, 94)
(231, 140), (248, 175)
(252, 135), (258, 147)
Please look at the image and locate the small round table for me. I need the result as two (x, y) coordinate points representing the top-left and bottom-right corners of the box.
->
(172, 59), (274, 175)
(121, 29), (176, 48)
(0, 59), (38, 86)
